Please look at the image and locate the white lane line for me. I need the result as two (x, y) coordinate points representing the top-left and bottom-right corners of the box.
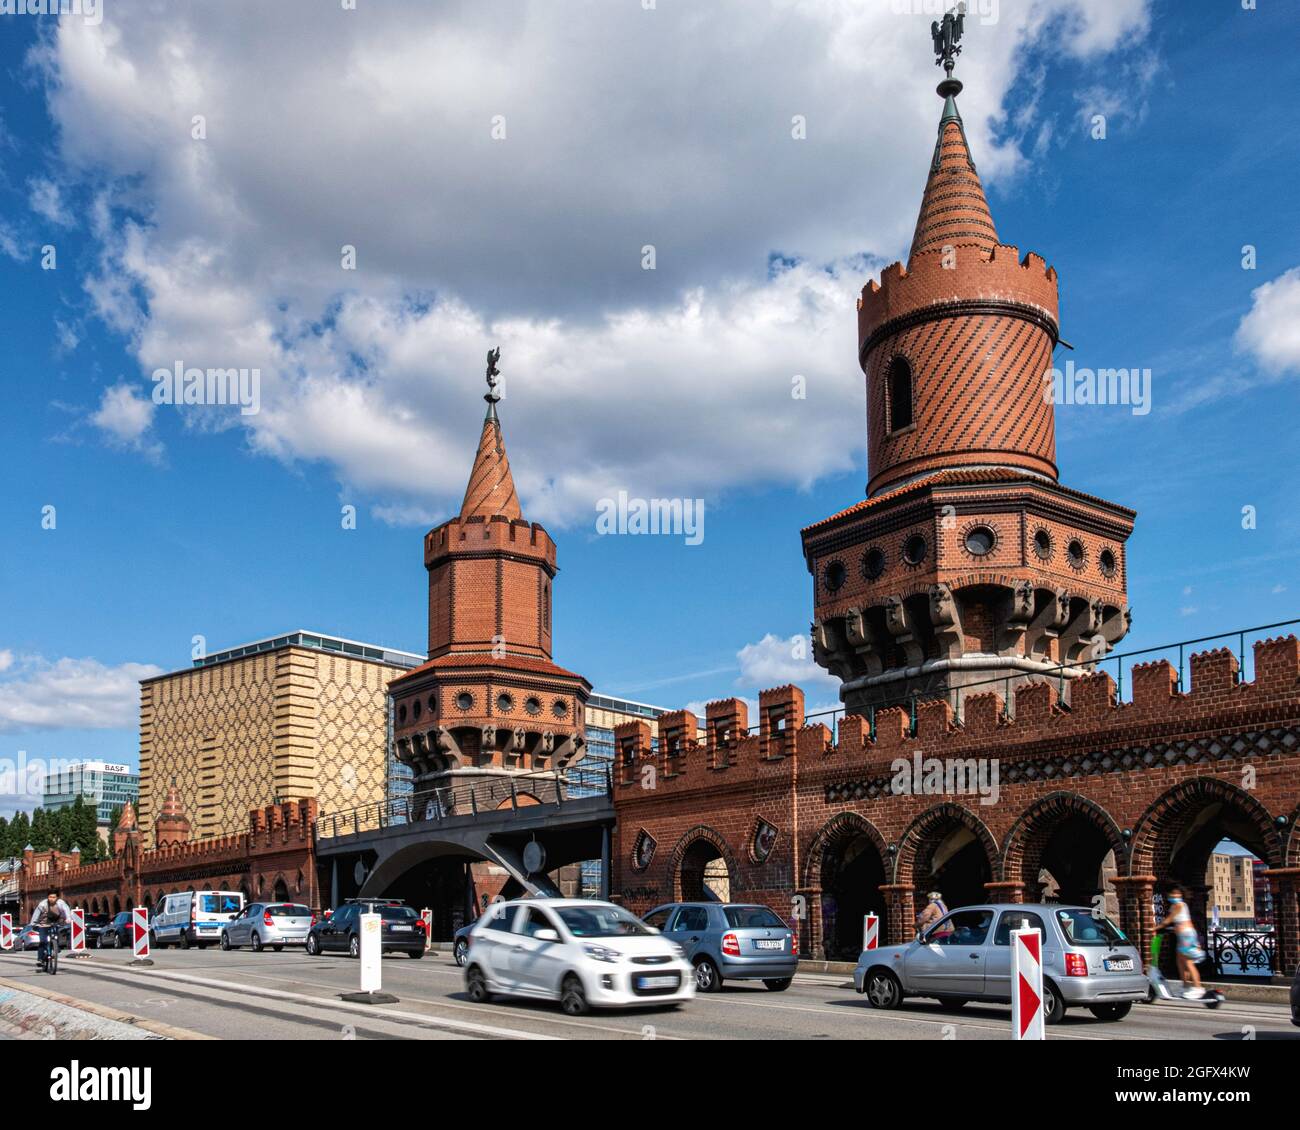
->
(72, 965), (560, 1041)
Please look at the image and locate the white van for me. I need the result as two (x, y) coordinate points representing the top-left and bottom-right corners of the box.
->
(151, 890), (245, 949)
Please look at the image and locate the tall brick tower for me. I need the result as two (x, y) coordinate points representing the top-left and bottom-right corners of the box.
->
(390, 351), (590, 787)
(802, 16), (1134, 716)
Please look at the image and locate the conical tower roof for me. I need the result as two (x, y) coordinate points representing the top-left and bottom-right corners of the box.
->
(459, 414), (522, 521)
(908, 92), (998, 263)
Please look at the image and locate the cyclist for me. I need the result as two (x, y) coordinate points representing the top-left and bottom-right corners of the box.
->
(30, 890), (70, 971)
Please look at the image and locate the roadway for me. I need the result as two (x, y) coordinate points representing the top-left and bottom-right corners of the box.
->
(0, 948), (1294, 1042)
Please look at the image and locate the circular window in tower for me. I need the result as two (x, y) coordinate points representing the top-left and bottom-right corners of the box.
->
(552, 699), (568, 719)
(1032, 528), (1053, 561)
(1099, 547), (1118, 578)
(496, 692), (514, 713)
(823, 560), (847, 593)
(1067, 539), (1086, 570)
(964, 525), (996, 556)
(455, 692), (474, 712)
(902, 534), (928, 567)
(524, 696), (542, 716)
(862, 547), (886, 581)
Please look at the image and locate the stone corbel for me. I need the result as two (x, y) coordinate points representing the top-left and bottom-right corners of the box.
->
(927, 583), (964, 660)
(883, 595), (924, 666)
(844, 606), (885, 677)
(812, 619), (856, 681)
(1001, 580), (1035, 652)
(1026, 587), (1070, 657)
(1059, 598), (1104, 662)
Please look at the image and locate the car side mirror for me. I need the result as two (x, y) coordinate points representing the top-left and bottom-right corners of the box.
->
(534, 928), (559, 943)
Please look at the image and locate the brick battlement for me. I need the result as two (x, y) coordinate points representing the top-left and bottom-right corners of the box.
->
(424, 514), (556, 567)
(615, 637), (1300, 797)
(857, 244), (1059, 350)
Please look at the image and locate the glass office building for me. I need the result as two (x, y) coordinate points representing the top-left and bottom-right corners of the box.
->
(42, 761), (141, 828)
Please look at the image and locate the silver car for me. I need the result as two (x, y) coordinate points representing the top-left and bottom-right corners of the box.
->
(853, 904), (1147, 1023)
(221, 902), (314, 952)
(644, 902), (799, 992)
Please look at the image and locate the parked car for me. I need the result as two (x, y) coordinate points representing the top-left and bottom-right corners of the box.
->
(82, 913), (111, 947)
(18, 922), (70, 951)
(854, 904), (1147, 1023)
(463, 898), (694, 1015)
(306, 899), (425, 958)
(95, 911), (135, 949)
(1291, 962), (1299, 1027)
(222, 902), (314, 952)
(152, 890), (244, 949)
(644, 901), (798, 992)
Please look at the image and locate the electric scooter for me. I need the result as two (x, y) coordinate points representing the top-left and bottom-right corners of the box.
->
(1146, 933), (1224, 1007)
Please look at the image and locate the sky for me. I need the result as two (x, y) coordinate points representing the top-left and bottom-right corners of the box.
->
(0, 0), (1297, 818)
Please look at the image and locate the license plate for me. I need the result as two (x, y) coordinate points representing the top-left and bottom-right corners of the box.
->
(637, 975), (677, 989)
(1104, 957), (1133, 971)
(391, 925), (413, 932)
(754, 939), (784, 951)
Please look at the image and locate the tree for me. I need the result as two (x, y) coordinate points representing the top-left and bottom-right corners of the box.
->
(106, 805), (123, 859)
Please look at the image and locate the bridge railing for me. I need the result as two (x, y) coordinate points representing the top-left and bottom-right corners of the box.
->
(315, 763), (613, 841)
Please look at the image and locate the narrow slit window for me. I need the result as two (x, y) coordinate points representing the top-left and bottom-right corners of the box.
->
(888, 357), (914, 432)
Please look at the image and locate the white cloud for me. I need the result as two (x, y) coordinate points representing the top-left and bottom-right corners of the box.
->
(736, 632), (839, 693)
(34, 0), (1155, 524)
(90, 382), (162, 460)
(0, 653), (162, 734)
(28, 177), (71, 227)
(1236, 267), (1300, 375)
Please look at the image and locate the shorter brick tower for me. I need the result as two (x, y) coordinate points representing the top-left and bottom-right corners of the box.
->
(802, 23), (1134, 717)
(154, 782), (192, 848)
(390, 352), (591, 787)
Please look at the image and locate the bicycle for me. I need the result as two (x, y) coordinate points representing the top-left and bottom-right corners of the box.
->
(38, 927), (59, 976)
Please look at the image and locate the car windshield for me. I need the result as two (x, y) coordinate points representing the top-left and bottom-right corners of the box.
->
(1055, 909), (1127, 946)
(724, 906), (785, 929)
(268, 904), (310, 917)
(556, 905), (652, 938)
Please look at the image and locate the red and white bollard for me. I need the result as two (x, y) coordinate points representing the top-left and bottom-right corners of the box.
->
(130, 906), (153, 965)
(69, 908), (87, 956)
(420, 908), (432, 951)
(1011, 926), (1045, 1040)
(862, 913), (879, 952)
(0, 913), (12, 951)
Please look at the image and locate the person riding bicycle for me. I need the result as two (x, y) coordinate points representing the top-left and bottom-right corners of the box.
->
(29, 890), (70, 970)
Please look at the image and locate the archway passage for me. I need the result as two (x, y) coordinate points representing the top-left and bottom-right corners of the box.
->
(1005, 795), (1124, 914)
(821, 833), (888, 961)
(901, 807), (996, 913)
(680, 839), (731, 903)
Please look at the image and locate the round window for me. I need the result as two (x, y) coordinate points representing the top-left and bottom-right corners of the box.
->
(552, 699), (568, 718)
(902, 534), (928, 566)
(964, 526), (996, 556)
(456, 692), (474, 711)
(862, 547), (886, 580)
(1067, 539), (1086, 569)
(1033, 528), (1052, 560)
(496, 693), (514, 713)
(525, 697), (542, 716)
(1099, 548), (1117, 577)
(824, 560), (847, 592)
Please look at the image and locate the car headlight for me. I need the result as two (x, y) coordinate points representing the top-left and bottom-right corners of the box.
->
(583, 944), (622, 963)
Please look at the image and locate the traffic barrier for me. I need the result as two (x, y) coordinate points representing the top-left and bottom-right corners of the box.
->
(0, 913), (11, 951)
(130, 906), (153, 965)
(69, 908), (86, 954)
(421, 908), (432, 951)
(1011, 926), (1045, 1040)
(862, 913), (879, 951)
(338, 909), (398, 1004)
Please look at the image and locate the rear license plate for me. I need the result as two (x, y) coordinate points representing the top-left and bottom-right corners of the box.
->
(390, 925), (413, 932)
(637, 975), (677, 989)
(1104, 957), (1134, 971)
(754, 939), (784, 950)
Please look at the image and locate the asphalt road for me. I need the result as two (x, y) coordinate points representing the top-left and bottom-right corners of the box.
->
(0, 947), (1294, 1042)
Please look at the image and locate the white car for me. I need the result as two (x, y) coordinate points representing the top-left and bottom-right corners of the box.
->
(463, 898), (695, 1015)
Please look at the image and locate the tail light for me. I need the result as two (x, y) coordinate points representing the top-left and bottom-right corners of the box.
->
(790, 930), (799, 956)
(721, 932), (740, 957)
(263, 912), (274, 927)
(311, 913), (317, 926)
(1064, 952), (1088, 977)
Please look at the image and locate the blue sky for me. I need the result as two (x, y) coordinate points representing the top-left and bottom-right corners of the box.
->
(0, 1), (1297, 803)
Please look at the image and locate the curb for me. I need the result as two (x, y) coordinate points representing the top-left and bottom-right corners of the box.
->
(0, 972), (213, 1040)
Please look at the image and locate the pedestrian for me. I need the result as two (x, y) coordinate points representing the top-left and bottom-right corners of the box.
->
(916, 890), (950, 939)
(1155, 884), (1206, 999)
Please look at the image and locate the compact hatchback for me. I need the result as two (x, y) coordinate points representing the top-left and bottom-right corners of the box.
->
(221, 902), (314, 951)
(644, 902), (798, 992)
(854, 904), (1147, 1023)
(306, 899), (425, 958)
(464, 898), (694, 1015)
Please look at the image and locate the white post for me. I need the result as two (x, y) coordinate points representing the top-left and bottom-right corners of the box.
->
(862, 912), (879, 952)
(70, 908), (86, 954)
(0, 913), (11, 951)
(359, 911), (382, 994)
(421, 908), (432, 951)
(1010, 926), (1045, 1040)
(131, 906), (153, 965)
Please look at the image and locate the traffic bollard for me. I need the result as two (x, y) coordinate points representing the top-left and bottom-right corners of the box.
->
(862, 913), (879, 952)
(130, 906), (154, 966)
(0, 913), (11, 951)
(421, 908), (432, 951)
(1011, 926), (1045, 1040)
(340, 909), (398, 1004)
(69, 908), (89, 958)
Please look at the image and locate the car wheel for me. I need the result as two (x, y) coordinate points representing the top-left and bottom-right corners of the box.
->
(220, 932), (231, 951)
(1042, 979), (1067, 1025)
(408, 949), (424, 959)
(453, 939), (469, 967)
(1088, 1002), (1132, 1022)
(694, 957), (722, 993)
(763, 977), (793, 992)
(306, 934), (320, 956)
(465, 965), (491, 1003)
(251, 932), (263, 953)
(348, 934), (360, 959)
(272, 945), (284, 952)
(560, 973), (589, 1016)
(865, 969), (903, 1010)
(936, 997), (968, 1010)
(179, 931), (190, 951)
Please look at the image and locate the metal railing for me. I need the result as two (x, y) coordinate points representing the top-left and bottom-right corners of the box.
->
(1208, 928), (1276, 978)
(316, 763), (613, 842)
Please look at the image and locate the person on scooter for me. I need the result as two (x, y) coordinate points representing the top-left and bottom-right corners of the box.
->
(1155, 884), (1206, 999)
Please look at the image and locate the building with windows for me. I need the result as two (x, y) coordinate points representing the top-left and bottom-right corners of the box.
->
(41, 760), (141, 843)
(1207, 850), (1259, 929)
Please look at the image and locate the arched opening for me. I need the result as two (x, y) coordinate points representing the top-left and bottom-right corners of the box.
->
(887, 356), (913, 433)
(679, 839), (731, 903)
(900, 806), (996, 914)
(819, 829), (888, 961)
(272, 878), (290, 903)
(1004, 794), (1124, 914)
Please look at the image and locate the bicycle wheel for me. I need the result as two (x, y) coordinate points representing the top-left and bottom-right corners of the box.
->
(48, 938), (58, 975)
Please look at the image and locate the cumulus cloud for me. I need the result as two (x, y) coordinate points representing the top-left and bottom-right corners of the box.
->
(0, 653), (162, 734)
(90, 382), (162, 460)
(28, 177), (71, 226)
(33, 0), (1155, 523)
(1235, 267), (1300, 375)
(736, 632), (839, 693)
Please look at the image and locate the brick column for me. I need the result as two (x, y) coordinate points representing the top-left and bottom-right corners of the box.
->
(880, 883), (915, 946)
(1113, 874), (1157, 961)
(1263, 868), (1300, 980)
(800, 888), (823, 959)
(985, 880), (1023, 904)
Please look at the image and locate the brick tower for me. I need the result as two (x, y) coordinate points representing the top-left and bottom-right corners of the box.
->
(390, 351), (591, 787)
(801, 17), (1134, 716)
